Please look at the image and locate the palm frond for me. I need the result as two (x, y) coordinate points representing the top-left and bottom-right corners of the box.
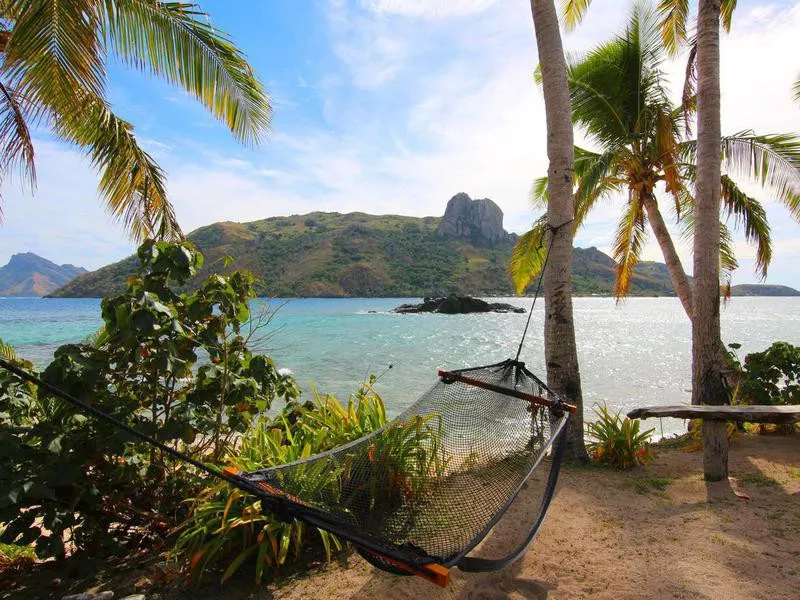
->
(679, 132), (800, 215)
(567, 62), (629, 146)
(612, 195), (648, 298)
(630, 1), (667, 72)
(509, 218), (548, 296)
(719, 221), (739, 290)
(530, 177), (548, 208)
(531, 147), (620, 235)
(679, 180), (770, 280)
(681, 38), (697, 134)
(573, 146), (624, 226)
(52, 93), (181, 241)
(567, 3), (668, 149)
(657, 0), (689, 55)
(654, 105), (682, 210)
(561, 0), (593, 30)
(0, 80), (36, 214)
(719, 131), (800, 218)
(793, 76), (800, 103)
(102, 0), (271, 146)
(675, 191), (728, 285)
(3, 0), (105, 108)
(720, 0), (737, 32)
(720, 175), (771, 279)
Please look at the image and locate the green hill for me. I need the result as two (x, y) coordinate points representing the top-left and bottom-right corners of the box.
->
(730, 284), (800, 296)
(51, 210), (677, 298)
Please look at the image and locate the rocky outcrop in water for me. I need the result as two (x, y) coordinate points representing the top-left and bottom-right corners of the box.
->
(394, 296), (525, 314)
(436, 193), (511, 246)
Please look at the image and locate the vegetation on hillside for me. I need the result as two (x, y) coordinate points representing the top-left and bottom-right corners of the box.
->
(52, 211), (678, 298)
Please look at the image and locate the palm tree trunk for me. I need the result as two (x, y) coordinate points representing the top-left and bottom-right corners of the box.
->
(530, 0), (587, 462)
(694, 0), (729, 481)
(642, 195), (694, 317)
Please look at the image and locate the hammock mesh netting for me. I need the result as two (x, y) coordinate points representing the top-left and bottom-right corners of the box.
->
(243, 360), (569, 568)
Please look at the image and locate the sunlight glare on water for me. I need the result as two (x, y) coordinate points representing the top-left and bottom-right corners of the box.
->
(3, 296), (799, 436)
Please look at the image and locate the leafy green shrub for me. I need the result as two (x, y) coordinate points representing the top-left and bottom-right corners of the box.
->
(586, 404), (654, 469)
(734, 342), (800, 406)
(171, 385), (389, 584)
(0, 241), (299, 561)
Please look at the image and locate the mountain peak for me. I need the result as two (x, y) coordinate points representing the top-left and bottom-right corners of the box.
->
(0, 252), (87, 297)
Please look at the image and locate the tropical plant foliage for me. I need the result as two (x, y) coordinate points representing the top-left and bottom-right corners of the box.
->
(171, 384), (392, 584)
(586, 404), (654, 469)
(511, 3), (800, 298)
(0, 241), (299, 560)
(728, 341), (800, 406)
(0, 1), (271, 239)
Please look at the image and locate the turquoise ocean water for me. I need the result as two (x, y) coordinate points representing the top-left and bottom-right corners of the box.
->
(2, 296), (800, 435)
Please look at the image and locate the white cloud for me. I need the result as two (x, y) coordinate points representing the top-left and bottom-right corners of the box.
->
(0, 141), (136, 270)
(328, 2), (411, 90)
(360, 0), (501, 20)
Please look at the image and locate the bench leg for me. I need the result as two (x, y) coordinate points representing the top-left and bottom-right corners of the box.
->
(703, 420), (729, 481)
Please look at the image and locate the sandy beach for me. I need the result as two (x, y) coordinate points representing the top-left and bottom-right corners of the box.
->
(5, 432), (798, 600)
(268, 433), (800, 600)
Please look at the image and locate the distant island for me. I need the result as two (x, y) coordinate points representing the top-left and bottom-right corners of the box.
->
(0, 252), (86, 297)
(729, 284), (800, 297)
(48, 193), (799, 299)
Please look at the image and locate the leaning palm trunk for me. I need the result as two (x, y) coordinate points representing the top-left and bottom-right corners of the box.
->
(694, 0), (729, 480)
(643, 194), (735, 393)
(642, 195), (694, 316)
(529, 0), (587, 461)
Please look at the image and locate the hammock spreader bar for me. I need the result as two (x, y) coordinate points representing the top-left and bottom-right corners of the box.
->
(0, 356), (570, 588)
(438, 368), (577, 414)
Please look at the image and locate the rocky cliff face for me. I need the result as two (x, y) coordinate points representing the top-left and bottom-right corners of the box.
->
(436, 193), (510, 246)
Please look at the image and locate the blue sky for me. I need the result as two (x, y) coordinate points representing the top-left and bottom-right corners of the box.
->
(1, 0), (799, 287)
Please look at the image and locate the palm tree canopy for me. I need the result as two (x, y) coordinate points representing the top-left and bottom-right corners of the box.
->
(512, 3), (800, 296)
(562, 0), (738, 54)
(0, 1), (271, 239)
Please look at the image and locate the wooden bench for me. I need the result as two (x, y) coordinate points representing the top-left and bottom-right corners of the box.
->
(627, 405), (800, 481)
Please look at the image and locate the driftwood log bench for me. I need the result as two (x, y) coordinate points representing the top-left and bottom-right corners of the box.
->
(627, 405), (800, 481)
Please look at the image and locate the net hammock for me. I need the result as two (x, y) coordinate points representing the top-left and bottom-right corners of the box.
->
(235, 359), (572, 584)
